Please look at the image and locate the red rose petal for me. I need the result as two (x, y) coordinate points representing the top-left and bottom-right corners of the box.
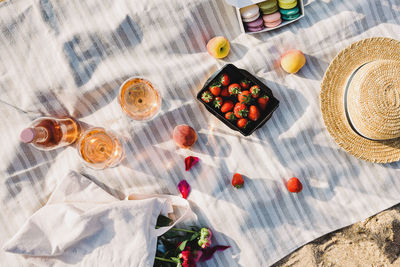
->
(178, 180), (191, 199)
(185, 156), (199, 171)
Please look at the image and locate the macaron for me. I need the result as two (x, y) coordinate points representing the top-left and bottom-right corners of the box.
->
(263, 12), (282, 28)
(246, 16), (264, 28)
(258, 0), (278, 15)
(240, 4), (260, 20)
(242, 12), (260, 22)
(278, 0), (297, 9)
(281, 12), (300, 20)
(261, 5), (278, 15)
(280, 6), (299, 15)
(264, 18), (282, 28)
(280, 6), (300, 20)
(247, 25), (265, 32)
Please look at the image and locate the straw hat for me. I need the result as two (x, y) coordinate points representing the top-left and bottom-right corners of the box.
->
(321, 37), (400, 163)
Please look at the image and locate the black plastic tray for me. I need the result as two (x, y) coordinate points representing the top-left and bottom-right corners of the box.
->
(197, 64), (279, 136)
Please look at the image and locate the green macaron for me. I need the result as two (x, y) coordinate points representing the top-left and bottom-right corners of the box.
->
(258, 0), (278, 14)
(261, 6), (279, 14)
(280, 6), (300, 20)
(279, 6), (299, 16)
(281, 12), (301, 21)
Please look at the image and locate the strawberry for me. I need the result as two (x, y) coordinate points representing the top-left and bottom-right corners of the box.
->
(221, 100), (234, 113)
(257, 95), (270, 110)
(225, 112), (236, 121)
(220, 73), (230, 86)
(209, 84), (221, 96)
(220, 86), (229, 97)
(238, 90), (251, 104)
(228, 83), (241, 96)
(287, 177), (302, 193)
(239, 79), (251, 90)
(250, 85), (260, 98)
(248, 105), (260, 121)
(232, 173), (244, 188)
(201, 91), (213, 103)
(237, 118), (248, 129)
(213, 97), (223, 109)
(234, 103), (248, 118)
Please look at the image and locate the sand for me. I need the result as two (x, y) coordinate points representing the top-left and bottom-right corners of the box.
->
(273, 204), (400, 266)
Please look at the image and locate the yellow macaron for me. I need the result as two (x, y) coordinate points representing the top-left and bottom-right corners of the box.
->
(278, 0), (297, 9)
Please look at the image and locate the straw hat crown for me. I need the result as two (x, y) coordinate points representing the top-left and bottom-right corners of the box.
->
(346, 60), (400, 140)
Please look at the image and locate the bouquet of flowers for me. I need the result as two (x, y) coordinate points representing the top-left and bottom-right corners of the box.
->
(154, 215), (229, 267)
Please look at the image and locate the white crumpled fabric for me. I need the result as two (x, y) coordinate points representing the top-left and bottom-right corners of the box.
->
(3, 171), (191, 266)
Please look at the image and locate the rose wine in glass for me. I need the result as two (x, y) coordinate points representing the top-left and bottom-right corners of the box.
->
(118, 77), (161, 121)
(78, 127), (124, 169)
(20, 117), (80, 150)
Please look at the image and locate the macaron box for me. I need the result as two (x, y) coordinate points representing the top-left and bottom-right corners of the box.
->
(226, 0), (304, 34)
(197, 64), (279, 136)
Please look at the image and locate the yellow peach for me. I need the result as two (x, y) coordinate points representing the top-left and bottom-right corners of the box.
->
(280, 50), (306, 74)
(206, 36), (230, 59)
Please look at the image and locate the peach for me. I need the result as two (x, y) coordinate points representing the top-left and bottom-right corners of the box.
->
(173, 125), (197, 148)
(280, 50), (306, 74)
(206, 36), (230, 59)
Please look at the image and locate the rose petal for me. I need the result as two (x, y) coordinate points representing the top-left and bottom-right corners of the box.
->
(178, 180), (191, 199)
(192, 250), (203, 263)
(185, 156), (199, 171)
(199, 245), (230, 262)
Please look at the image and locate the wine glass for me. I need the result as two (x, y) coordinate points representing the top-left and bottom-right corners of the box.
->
(77, 127), (124, 170)
(118, 77), (162, 121)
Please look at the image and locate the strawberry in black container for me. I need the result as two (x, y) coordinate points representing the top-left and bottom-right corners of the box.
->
(197, 64), (279, 136)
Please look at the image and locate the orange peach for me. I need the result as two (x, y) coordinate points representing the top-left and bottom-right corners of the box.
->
(173, 125), (197, 148)
(281, 50), (306, 74)
(207, 36), (230, 59)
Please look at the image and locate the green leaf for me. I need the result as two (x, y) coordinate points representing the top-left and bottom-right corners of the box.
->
(161, 231), (181, 239)
(156, 215), (172, 228)
(178, 240), (188, 251)
(189, 232), (200, 241)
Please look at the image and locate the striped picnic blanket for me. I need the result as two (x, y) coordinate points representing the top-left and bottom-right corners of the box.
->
(1, 0), (399, 266)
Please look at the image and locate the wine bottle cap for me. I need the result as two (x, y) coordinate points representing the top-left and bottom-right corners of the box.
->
(20, 128), (35, 143)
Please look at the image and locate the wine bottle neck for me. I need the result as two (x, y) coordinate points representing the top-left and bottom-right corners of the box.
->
(20, 127), (48, 143)
(34, 127), (49, 142)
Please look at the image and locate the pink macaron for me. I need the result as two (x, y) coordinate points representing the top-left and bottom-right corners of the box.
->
(246, 16), (264, 28)
(264, 19), (282, 28)
(263, 12), (282, 28)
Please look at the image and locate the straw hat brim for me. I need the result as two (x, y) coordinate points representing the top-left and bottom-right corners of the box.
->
(320, 37), (400, 163)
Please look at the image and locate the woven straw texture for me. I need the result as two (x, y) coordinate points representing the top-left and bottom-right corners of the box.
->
(347, 60), (400, 140)
(321, 37), (400, 163)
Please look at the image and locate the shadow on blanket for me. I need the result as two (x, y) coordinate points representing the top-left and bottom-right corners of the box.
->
(63, 16), (143, 87)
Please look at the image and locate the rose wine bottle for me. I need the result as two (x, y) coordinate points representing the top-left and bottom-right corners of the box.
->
(20, 117), (80, 150)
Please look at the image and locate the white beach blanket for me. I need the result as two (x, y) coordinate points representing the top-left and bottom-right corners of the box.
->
(1, 0), (400, 266)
